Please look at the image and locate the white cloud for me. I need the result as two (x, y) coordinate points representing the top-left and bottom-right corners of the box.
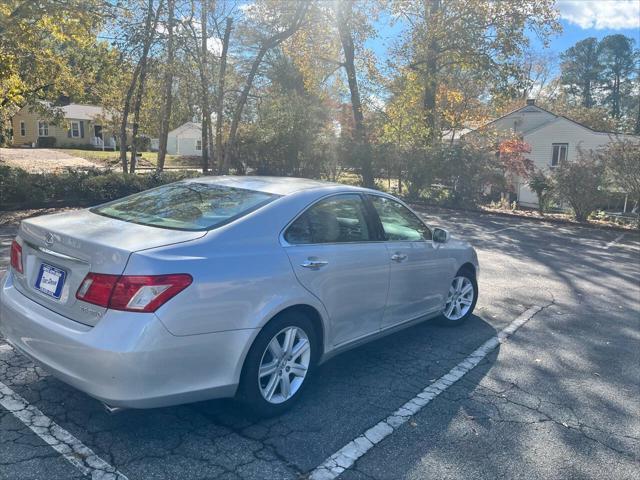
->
(557, 0), (640, 30)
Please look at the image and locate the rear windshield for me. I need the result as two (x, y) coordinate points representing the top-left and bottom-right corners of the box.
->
(92, 182), (278, 231)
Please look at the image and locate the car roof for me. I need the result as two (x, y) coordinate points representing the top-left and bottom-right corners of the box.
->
(184, 175), (366, 196)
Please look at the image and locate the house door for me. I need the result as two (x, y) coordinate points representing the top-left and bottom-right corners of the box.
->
(93, 125), (103, 139)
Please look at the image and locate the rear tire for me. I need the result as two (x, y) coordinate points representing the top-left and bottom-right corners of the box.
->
(436, 268), (478, 326)
(237, 311), (317, 417)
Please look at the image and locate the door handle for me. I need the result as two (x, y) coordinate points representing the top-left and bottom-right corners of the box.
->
(391, 253), (407, 262)
(301, 259), (329, 269)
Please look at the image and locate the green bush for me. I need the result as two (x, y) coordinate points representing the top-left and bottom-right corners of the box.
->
(0, 166), (201, 209)
(553, 149), (607, 222)
(36, 137), (56, 148)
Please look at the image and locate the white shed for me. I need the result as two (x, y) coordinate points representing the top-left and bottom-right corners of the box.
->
(474, 100), (639, 208)
(166, 122), (203, 156)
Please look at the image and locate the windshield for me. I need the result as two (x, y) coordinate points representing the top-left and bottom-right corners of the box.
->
(92, 182), (279, 231)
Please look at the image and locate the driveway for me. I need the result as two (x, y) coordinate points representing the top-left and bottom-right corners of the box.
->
(0, 208), (638, 480)
(0, 148), (101, 172)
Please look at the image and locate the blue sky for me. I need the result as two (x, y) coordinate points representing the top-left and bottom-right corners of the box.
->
(368, 0), (640, 70)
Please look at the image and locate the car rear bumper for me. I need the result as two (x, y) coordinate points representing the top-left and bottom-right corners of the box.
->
(0, 270), (257, 408)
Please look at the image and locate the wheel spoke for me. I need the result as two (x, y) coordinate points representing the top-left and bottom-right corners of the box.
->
(461, 284), (473, 296)
(289, 363), (307, 377)
(459, 297), (472, 306)
(279, 373), (291, 399)
(445, 301), (455, 317)
(291, 338), (310, 360)
(268, 337), (284, 358)
(259, 360), (278, 378)
(455, 277), (464, 293)
(283, 328), (296, 356)
(454, 303), (461, 318)
(263, 373), (279, 401)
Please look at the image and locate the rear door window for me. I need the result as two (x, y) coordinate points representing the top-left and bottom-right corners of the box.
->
(368, 195), (432, 241)
(285, 194), (373, 244)
(93, 182), (278, 231)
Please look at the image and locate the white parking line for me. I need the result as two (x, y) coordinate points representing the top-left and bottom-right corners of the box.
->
(489, 225), (522, 234)
(0, 357), (128, 479)
(309, 305), (543, 480)
(604, 233), (625, 250)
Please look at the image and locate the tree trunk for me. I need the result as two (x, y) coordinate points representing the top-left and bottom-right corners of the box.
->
(583, 80), (592, 108)
(224, 3), (307, 171)
(129, 0), (161, 174)
(119, 63), (142, 173)
(200, 0), (211, 173)
(635, 95), (640, 135)
(612, 73), (621, 119)
(336, 1), (373, 187)
(157, 0), (176, 172)
(216, 17), (232, 173)
(422, 0), (441, 145)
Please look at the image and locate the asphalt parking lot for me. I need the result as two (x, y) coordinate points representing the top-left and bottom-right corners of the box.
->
(1, 207), (639, 480)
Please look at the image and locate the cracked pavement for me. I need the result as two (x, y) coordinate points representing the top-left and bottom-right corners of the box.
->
(1, 207), (639, 480)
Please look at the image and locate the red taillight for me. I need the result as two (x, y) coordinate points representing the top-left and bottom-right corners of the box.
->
(76, 273), (119, 308)
(10, 241), (23, 274)
(76, 273), (192, 313)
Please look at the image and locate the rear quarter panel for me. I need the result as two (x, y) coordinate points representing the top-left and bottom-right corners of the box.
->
(125, 195), (331, 339)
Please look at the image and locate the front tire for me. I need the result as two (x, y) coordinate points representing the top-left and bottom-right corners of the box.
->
(437, 268), (478, 326)
(238, 311), (317, 417)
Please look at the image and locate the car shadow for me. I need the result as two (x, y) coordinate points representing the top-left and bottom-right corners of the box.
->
(0, 312), (500, 478)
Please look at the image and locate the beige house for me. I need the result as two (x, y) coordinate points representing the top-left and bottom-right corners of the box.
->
(11, 104), (117, 149)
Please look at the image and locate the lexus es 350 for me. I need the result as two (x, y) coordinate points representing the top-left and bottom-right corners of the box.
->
(0, 176), (479, 416)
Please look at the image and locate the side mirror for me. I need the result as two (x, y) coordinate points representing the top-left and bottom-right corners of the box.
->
(433, 227), (450, 244)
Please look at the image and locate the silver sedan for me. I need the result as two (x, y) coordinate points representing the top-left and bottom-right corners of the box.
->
(0, 176), (479, 416)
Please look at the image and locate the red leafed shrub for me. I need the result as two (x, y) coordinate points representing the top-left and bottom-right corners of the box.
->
(498, 139), (534, 178)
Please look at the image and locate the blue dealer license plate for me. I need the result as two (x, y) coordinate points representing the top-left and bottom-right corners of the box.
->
(35, 263), (66, 299)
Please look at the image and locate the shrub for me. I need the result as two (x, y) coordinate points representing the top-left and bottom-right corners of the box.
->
(438, 142), (501, 208)
(36, 137), (56, 148)
(528, 169), (554, 214)
(552, 149), (607, 222)
(0, 166), (201, 209)
(596, 139), (640, 212)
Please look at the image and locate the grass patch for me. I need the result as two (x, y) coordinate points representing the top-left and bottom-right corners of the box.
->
(58, 149), (199, 169)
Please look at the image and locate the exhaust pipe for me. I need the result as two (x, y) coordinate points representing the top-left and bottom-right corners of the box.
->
(102, 403), (125, 415)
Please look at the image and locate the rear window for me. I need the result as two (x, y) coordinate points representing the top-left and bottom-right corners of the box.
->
(92, 182), (278, 231)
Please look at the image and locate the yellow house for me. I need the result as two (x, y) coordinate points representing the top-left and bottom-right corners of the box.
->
(11, 104), (117, 149)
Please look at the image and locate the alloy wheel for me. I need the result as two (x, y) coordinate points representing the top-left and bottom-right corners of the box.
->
(258, 326), (311, 404)
(443, 276), (475, 321)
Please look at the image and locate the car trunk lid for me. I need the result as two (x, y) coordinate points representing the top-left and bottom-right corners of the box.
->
(13, 209), (205, 326)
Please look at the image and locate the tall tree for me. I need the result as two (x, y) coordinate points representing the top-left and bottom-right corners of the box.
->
(223, 0), (309, 172)
(599, 34), (636, 119)
(285, 1), (382, 187)
(391, 0), (560, 145)
(129, 0), (163, 173)
(199, 0), (212, 173)
(215, 17), (232, 173)
(560, 37), (602, 108)
(335, 0), (373, 187)
(117, 0), (163, 173)
(157, 0), (177, 171)
(0, 0), (113, 110)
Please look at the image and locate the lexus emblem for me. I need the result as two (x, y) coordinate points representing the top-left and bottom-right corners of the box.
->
(45, 232), (55, 246)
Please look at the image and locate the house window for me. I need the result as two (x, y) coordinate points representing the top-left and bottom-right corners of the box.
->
(20, 121), (26, 136)
(70, 121), (80, 138)
(38, 121), (49, 136)
(551, 143), (568, 167)
(196, 139), (202, 151)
